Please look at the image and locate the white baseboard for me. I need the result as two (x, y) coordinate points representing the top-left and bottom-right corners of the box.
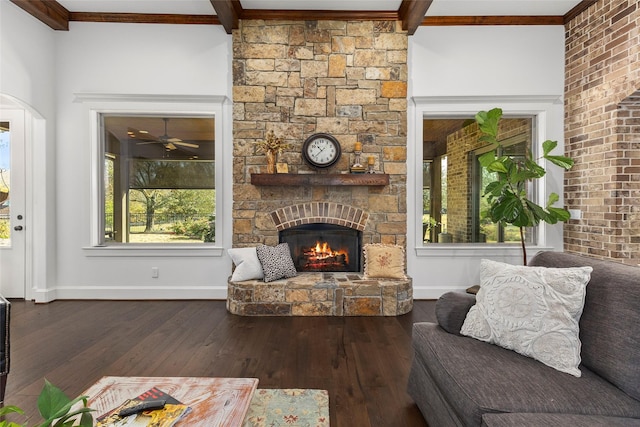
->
(33, 285), (228, 301)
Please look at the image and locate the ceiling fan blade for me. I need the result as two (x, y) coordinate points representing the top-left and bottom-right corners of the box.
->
(165, 142), (177, 150)
(174, 141), (200, 149)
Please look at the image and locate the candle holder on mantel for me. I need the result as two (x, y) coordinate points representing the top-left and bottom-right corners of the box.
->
(367, 156), (377, 174)
(350, 142), (366, 173)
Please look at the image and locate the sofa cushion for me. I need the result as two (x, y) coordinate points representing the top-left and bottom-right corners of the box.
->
(412, 322), (640, 427)
(529, 251), (640, 400)
(482, 413), (640, 427)
(435, 291), (476, 335)
(460, 259), (592, 377)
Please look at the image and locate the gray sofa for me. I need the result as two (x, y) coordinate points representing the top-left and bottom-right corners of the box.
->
(408, 251), (640, 426)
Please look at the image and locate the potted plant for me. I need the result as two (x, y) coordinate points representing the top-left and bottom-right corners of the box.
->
(475, 108), (574, 265)
(0, 379), (93, 427)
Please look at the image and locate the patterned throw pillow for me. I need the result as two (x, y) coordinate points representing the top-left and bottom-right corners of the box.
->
(460, 259), (592, 377)
(228, 247), (264, 282)
(256, 243), (298, 283)
(363, 243), (406, 279)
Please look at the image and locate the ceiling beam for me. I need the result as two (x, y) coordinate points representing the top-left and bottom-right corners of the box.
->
(69, 13), (219, 25)
(9, 0), (69, 30)
(422, 16), (565, 26)
(564, 0), (598, 23)
(240, 9), (398, 21)
(399, 0), (433, 35)
(210, 0), (240, 34)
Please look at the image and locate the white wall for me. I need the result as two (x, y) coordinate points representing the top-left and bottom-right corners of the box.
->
(407, 26), (567, 299)
(0, 1), (58, 301)
(50, 22), (233, 301)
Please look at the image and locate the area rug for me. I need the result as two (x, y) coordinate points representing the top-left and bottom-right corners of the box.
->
(243, 388), (330, 427)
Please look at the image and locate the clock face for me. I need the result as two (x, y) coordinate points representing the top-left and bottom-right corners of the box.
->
(302, 133), (341, 168)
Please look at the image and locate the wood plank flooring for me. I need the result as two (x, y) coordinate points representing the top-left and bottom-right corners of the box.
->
(5, 299), (436, 426)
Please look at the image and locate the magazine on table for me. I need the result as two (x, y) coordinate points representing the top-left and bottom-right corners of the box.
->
(95, 387), (191, 427)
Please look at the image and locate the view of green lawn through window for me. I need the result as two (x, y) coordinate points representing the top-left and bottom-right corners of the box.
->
(102, 115), (215, 244)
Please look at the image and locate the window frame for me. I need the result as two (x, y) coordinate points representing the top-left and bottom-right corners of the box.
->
(411, 96), (563, 258)
(76, 94), (228, 257)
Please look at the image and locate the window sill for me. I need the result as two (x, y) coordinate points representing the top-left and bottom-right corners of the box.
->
(82, 245), (225, 257)
(414, 244), (554, 258)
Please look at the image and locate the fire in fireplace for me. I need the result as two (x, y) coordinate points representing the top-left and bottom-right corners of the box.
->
(279, 223), (361, 272)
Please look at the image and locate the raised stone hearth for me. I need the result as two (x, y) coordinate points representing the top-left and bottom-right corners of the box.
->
(227, 272), (413, 316)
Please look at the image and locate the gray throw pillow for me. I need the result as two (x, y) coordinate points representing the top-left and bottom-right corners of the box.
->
(256, 243), (298, 282)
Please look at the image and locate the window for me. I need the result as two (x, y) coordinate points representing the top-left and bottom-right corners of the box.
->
(101, 115), (215, 244)
(422, 115), (535, 244)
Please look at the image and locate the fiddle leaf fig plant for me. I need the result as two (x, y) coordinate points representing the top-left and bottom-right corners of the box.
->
(0, 379), (93, 427)
(475, 107), (574, 265)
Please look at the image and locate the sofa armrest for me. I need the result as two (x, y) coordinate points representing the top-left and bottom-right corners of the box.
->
(435, 291), (476, 335)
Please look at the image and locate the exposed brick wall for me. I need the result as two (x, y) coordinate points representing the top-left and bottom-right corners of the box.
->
(232, 20), (408, 249)
(565, 0), (640, 264)
(445, 120), (530, 243)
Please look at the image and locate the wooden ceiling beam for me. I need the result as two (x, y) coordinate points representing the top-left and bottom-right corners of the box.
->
(399, 0), (433, 35)
(9, 0), (69, 30)
(239, 9), (398, 21)
(210, 0), (240, 34)
(422, 16), (564, 26)
(564, 0), (598, 23)
(69, 13), (219, 25)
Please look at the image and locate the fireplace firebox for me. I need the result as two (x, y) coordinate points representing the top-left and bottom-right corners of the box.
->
(279, 223), (362, 272)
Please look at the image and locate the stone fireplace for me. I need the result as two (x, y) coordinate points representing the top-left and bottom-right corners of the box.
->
(228, 19), (411, 315)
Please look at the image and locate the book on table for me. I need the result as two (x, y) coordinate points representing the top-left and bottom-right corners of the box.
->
(95, 387), (190, 427)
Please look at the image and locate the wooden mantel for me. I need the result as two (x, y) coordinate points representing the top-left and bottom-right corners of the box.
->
(250, 173), (389, 186)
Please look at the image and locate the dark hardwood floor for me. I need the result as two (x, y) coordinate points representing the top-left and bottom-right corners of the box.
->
(6, 299), (436, 426)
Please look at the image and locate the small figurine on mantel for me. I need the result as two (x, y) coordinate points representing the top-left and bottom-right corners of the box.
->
(350, 141), (366, 174)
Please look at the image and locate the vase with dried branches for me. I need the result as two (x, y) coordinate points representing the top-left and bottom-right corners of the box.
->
(255, 130), (290, 173)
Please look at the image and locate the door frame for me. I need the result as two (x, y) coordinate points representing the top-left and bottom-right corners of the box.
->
(1, 94), (50, 302)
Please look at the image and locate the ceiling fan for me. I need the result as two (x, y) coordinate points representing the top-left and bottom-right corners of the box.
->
(135, 118), (199, 150)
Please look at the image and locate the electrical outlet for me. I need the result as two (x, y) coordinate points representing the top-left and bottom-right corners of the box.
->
(152, 267), (159, 278)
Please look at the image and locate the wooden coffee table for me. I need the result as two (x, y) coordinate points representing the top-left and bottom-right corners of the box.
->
(82, 376), (258, 426)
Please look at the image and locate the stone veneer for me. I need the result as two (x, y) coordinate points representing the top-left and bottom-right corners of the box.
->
(232, 19), (408, 249)
(564, 0), (640, 265)
(227, 272), (413, 316)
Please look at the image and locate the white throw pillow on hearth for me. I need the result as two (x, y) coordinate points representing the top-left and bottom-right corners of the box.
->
(228, 247), (264, 282)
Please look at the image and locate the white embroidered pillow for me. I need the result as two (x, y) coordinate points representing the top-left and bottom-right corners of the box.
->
(460, 259), (592, 377)
(228, 247), (264, 282)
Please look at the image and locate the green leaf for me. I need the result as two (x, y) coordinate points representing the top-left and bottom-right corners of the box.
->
(487, 160), (508, 174)
(37, 379), (73, 421)
(549, 207), (571, 222)
(478, 151), (496, 168)
(475, 108), (502, 137)
(0, 406), (25, 417)
(484, 181), (505, 196)
(546, 192), (560, 207)
(546, 155), (574, 170)
(542, 139), (558, 156)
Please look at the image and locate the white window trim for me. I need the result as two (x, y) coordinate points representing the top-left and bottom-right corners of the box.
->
(74, 93), (229, 257)
(410, 95), (564, 258)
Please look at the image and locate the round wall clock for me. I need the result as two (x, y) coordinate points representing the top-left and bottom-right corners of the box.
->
(302, 133), (342, 168)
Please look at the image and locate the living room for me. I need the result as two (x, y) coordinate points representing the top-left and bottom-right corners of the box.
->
(1, 0), (639, 425)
